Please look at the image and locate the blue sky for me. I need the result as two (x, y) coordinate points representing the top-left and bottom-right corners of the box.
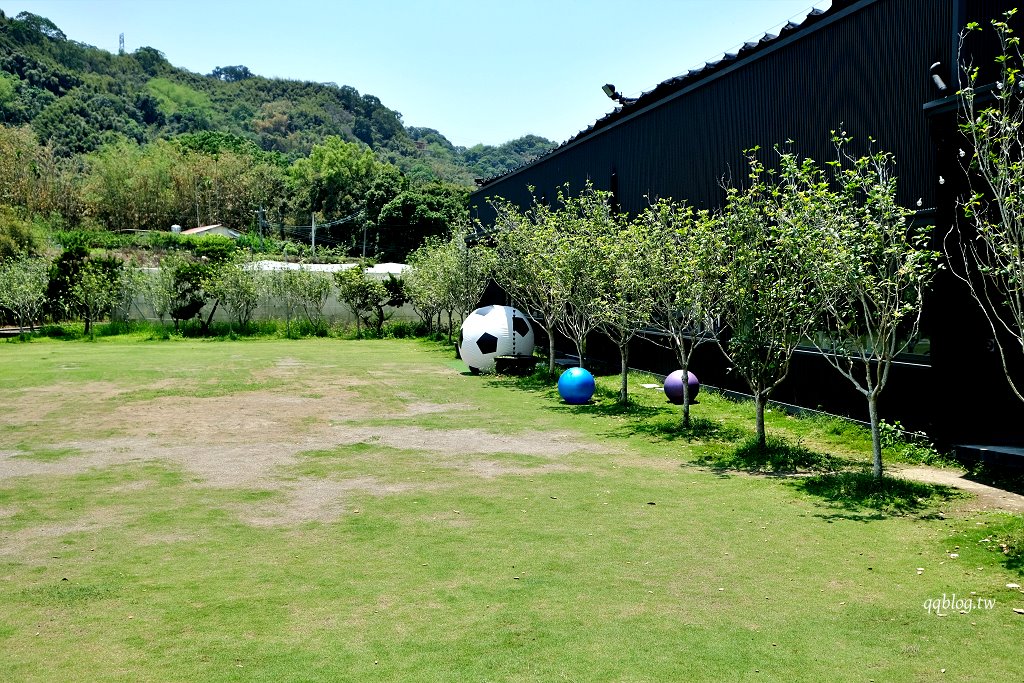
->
(0, 0), (826, 147)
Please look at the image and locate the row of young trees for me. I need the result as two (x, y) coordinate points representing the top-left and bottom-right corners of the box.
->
(0, 244), (140, 335)
(0, 244), (411, 339)
(484, 138), (938, 481)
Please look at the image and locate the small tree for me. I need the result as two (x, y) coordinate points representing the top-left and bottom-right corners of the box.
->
(70, 257), (126, 336)
(641, 199), (728, 426)
(334, 264), (389, 338)
(369, 274), (406, 336)
(111, 263), (145, 323)
(405, 237), (447, 334)
(591, 214), (655, 405)
(294, 268), (333, 333)
(718, 150), (821, 448)
(552, 185), (608, 366)
(441, 225), (494, 335)
(145, 257), (178, 328)
(491, 194), (569, 377)
(204, 256), (263, 332)
(0, 255), (50, 334)
(170, 260), (215, 332)
(266, 267), (304, 337)
(810, 138), (938, 479)
(952, 10), (1024, 401)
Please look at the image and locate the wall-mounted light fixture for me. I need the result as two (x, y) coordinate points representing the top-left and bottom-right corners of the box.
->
(929, 62), (948, 93)
(602, 83), (637, 105)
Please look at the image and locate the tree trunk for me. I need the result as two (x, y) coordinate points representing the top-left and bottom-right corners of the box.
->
(618, 342), (629, 405)
(374, 306), (385, 337)
(547, 324), (556, 377)
(754, 392), (766, 449)
(203, 300), (219, 334)
(681, 367), (691, 428)
(868, 392), (883, 480)
(677, 341), (690, 428)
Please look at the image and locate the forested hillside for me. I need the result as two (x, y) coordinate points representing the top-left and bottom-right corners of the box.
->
(0, 10), (554, 182)
(0, 10), (555, 261)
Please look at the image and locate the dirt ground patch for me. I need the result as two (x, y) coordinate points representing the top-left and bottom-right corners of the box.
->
(0, 373), (605, 526)
(234, 476), (421, 527)
(2, 381), (129, 425)
(327, 425), (612, 459)
(0, 506), (124, 559)
(459, 459), (579, 479)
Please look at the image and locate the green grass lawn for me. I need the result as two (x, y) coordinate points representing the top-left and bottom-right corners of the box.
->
(1, 336), (1022, 682)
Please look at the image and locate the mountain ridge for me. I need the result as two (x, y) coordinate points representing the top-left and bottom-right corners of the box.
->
(0, 9), (556, 186)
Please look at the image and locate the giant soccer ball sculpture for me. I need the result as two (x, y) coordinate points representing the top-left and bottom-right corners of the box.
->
(458, 305), (535, 374)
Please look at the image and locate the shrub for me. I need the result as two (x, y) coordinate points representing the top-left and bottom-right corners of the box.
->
(879, 420), (957, 467)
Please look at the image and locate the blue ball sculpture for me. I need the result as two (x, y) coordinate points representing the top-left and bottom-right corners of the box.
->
(558, 367), (596, 404)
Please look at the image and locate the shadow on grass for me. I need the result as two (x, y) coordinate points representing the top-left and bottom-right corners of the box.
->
(487, 366), (557, 392)
(627, 415), (748, 443)
(810, 510), (888, 523)
(946, 513), (1024, 576)
(964, 463), (1024, 498)
(794, 471), (967, 515)
(490, 367), (748, 444)
(549, 398), (665, 420)
(997, 523), (1024, 575)
(696, 435), (848, 474)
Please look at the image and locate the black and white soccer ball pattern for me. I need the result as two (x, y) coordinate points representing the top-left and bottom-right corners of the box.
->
(458, 305), (535, 374)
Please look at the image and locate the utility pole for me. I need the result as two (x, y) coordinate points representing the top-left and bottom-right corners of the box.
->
(311, 213), (316, 256)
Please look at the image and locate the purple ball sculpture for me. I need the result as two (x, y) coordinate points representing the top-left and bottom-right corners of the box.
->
(558, 367), (596, 404)
(664, 370), (700, 405)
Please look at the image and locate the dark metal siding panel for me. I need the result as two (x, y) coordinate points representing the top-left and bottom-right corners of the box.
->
(472, 0), (951, 218)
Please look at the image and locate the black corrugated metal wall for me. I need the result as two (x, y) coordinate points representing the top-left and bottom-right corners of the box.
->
(473, 0), (950, 221)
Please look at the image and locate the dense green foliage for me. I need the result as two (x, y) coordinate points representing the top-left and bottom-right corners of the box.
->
(0, 10), (555, 183)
